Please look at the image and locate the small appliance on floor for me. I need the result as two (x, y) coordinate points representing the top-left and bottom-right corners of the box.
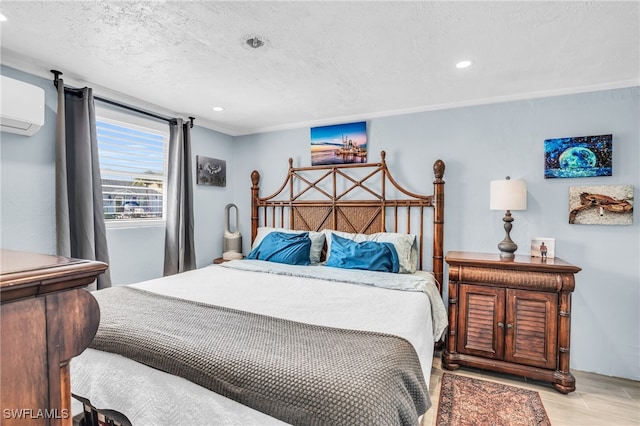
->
(222, 203), (243, 261)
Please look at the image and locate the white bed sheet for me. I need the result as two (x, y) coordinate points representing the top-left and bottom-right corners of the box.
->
(71, 260), (446, 426)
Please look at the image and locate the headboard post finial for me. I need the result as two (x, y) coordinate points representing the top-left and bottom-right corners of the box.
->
(433, 159), (445, 181)
(288, 158), (293, 168)
(380, 150), (386, 162)
(251, 170), (260, 187)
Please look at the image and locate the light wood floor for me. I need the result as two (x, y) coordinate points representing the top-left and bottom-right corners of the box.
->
(423, 350), (640, 426)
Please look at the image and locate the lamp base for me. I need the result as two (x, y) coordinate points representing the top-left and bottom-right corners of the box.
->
(498, 245), (517, 259)
(497, 210), (518, 259)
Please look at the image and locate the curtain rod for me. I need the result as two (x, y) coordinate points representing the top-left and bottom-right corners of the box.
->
(51, 70), (194, 128)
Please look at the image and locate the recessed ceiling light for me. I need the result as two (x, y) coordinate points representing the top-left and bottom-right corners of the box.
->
(213, 106), (224, 112)
(456, 60), (472, 69)
(0, 14), (7, 22)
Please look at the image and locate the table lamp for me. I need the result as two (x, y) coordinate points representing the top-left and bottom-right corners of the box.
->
(490, 177), (527, 259)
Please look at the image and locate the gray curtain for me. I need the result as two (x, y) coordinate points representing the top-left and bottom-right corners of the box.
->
(55, 79), (112, 289)
(163, 118), (196, 275)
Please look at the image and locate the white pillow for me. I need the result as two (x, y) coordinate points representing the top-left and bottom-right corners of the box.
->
(324, 230), (418, 274)
(252, 227), (326, 264)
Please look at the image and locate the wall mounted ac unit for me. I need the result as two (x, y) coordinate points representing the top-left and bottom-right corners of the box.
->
(1, 75), (45, 136)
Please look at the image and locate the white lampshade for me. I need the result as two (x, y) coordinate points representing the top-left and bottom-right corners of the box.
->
(490, 178), (527, 211)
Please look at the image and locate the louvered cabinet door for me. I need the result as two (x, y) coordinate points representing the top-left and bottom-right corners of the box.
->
(457, 284), (505, 359)
(505, 289), (558, 369)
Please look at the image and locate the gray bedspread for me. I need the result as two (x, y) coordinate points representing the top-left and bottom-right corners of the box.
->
(90, 286), (430, 426)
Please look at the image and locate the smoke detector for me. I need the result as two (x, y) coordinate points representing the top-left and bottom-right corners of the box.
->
(246, 36), (264, 49)
(242, 35), (268, 50)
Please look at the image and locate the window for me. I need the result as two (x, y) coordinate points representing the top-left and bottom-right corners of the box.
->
(96, 108), (169, 227)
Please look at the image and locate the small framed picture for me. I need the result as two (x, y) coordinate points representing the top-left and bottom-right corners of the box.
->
(196, 155), (226, 187)
(531, 237), (555, 259)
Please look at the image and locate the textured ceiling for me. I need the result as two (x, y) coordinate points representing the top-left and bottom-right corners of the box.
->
(1, 1), (638, 136)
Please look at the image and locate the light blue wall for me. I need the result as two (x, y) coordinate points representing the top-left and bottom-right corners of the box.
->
(1, 67), (58, 253)
(0, 66), (234, 284)
(233, 88), (640, 381)
(1, 66), (638, 381)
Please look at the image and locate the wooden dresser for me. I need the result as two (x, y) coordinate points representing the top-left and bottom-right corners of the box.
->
(1, 249), (107, 425)
(442, 251), (581, 393)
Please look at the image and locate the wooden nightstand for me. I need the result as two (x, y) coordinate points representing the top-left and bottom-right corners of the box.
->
(442, 251), (581, 393)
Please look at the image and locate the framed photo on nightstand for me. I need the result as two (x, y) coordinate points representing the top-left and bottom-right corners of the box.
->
(531, 237), (555, 259)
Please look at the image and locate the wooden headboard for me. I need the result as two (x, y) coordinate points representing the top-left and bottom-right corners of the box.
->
(250, 151), (445, 293)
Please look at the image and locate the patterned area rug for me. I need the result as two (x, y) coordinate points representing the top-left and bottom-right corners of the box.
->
(436, 373), (551, 426)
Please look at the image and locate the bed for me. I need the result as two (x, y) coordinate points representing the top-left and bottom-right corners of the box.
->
(71, 151), (447, 426)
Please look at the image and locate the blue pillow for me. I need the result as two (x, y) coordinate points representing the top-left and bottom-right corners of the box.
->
(325, 234), (400, 273)
(247, 231), (311, 265)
